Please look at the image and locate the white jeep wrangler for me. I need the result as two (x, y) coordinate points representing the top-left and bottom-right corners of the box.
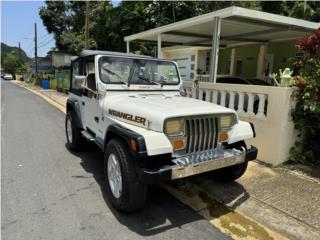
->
(65, 50), (257, 212)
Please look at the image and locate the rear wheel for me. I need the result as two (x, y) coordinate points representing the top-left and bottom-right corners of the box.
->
(209, 141), (248, 182)
(104, 138), (147, 212)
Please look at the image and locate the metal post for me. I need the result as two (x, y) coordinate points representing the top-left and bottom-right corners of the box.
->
(229, 48), (236, 76)
(126, 41), (130, 54)
(209, 17), (221, 83)
(256, 44), (268, 79)
(157, 34), (162, 58)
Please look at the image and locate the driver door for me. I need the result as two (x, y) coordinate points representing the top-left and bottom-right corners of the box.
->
(81, 73), (100, 136)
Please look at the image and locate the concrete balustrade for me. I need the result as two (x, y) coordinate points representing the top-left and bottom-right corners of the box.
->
(183, 81), (296, 165)
(197, 74), (210, 83)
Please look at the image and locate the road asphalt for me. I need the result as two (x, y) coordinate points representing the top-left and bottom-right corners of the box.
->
(1, 80), (229, 240)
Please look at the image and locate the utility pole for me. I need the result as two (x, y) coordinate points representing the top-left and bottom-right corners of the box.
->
(85, 1), (89, 49)
(18, 41), (21, 60)
(34, 22), (38, 84)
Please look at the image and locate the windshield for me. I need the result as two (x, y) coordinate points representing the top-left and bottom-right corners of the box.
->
(99, 56), (180, 85)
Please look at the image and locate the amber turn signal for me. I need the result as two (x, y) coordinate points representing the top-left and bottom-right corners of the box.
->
(219, 133), (228, 142)
(130, 139), (137, 152)
(173, 139), (184, 150)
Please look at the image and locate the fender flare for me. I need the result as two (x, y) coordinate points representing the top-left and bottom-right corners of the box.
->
(104, 124), (147, 158)
(66, 99), (83, 129)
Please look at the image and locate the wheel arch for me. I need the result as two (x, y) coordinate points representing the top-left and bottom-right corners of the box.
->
(104, 124), (147, 158)
(66, 99), (83, 129)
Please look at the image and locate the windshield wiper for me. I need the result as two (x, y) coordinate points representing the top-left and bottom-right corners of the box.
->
(138, 76), (165, 87)
(104, 67), (127, 85)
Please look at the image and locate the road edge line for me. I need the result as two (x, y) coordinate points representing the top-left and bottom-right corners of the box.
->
(12, 81), (66, 114)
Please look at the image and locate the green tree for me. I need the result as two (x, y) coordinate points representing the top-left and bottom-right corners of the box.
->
(39, 1), (320, 54)
(2, 53), (22, 75)
(39, 1), (71, 51)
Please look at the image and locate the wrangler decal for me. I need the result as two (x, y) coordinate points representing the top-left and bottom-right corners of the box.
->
(108, 109), (146, 126)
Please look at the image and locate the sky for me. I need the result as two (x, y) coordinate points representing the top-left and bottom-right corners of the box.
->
(1, 0), (121, 58)
(1, 1), (56, 58)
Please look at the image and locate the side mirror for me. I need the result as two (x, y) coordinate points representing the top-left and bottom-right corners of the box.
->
(74, 75), (86, 89)
(179, 85), (187, 97)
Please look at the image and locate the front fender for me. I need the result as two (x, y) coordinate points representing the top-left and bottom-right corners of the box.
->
(67, 99), (83, 128)
(227, 120), (255, 144)
(106, 118), (173, 156)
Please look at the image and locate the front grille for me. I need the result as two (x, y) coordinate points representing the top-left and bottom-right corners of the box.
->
(185, 116), (217, 153)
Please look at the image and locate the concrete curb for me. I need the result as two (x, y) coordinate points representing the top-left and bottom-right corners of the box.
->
(12, 81), (66, 114)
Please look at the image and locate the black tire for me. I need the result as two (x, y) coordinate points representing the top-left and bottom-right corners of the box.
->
(104, 138), (147, 213)
(65, 111), (83, 151)
(209, 141), (248, 182)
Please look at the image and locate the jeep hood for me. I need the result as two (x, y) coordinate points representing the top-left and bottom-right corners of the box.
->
(105, 93), (236, 132)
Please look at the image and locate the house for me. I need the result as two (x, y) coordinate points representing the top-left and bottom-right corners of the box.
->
(31, 57), (52, 73)
(161, 40), (299, 83)
(124, 6), (320, 165)
(125, 6), (318, 83)
(50, 51), (74, 69)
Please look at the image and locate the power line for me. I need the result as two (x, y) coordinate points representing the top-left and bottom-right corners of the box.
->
(38, 34), (52, 45)
(38, 38), (54, 49)
(38, 32), (50, 41)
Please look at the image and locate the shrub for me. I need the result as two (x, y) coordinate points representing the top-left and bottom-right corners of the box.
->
(290, 28), (320, 165)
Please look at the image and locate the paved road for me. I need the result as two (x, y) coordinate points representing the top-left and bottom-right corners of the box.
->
(1, 80), (229, 240)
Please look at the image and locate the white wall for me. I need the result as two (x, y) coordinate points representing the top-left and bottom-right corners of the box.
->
(184, 81), (296, 166)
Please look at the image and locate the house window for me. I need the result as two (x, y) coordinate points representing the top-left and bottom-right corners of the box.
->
(191, 55), (195, 62)
(190, 72), (194, 80)
(190, 64), (195, 70)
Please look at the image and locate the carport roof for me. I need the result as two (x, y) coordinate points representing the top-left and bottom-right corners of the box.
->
(124, 6), (320, 47)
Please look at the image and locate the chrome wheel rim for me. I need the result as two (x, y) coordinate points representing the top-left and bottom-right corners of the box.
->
(107, 153), (122, 198)
(66, 117), (73, 144)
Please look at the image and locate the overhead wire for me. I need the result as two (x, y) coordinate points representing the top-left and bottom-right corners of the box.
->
(38, 34), (52, 45)
(38, 38), (54, 49)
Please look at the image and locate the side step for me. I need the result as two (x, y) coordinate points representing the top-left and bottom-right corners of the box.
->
(81, 130), (95, 141)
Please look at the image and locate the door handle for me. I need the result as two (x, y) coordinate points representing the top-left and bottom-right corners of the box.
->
(94, 117), (99, 122)
(82, 101), (85, 106)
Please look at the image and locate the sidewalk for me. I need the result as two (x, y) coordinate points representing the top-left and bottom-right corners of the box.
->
(168, 162), (320, 240)
(12, 81), (67, 110)
(13, 80), (320, 240)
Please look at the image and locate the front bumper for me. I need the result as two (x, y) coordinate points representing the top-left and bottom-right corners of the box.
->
(138, 146), (258, 184)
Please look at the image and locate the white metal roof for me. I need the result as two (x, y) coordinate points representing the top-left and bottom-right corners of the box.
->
(125, 6), (320, 48)
(78, 50), (152, 58)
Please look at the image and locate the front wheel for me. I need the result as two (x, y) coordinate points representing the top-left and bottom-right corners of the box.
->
(104, 138), (147, 213)
(65, 111), (83, 151)
(209, 141), (248, 182)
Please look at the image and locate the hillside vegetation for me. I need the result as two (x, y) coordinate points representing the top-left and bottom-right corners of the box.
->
(1, 42), (30, 63)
